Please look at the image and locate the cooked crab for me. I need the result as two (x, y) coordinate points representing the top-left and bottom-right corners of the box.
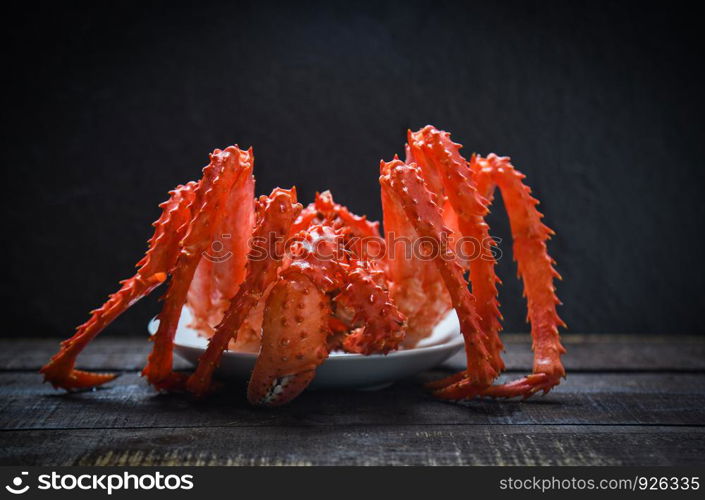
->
(41, 126), (565, 406)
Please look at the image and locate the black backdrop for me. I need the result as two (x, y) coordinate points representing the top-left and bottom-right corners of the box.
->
(2, 0), (703, 338)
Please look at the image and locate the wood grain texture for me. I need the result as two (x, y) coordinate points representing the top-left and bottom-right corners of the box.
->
(3, 334), (704, 371)
(2, 426), (702, 466)
(1, 372), (704, 430)
(0, 335), (703, 466)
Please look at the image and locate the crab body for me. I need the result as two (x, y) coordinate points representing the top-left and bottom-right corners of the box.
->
(41, 126), (565, 406)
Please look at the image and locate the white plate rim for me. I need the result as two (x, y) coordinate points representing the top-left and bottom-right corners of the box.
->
(148, 308), (464, 361)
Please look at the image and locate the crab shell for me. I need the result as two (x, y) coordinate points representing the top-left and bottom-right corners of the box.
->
(41, 126), (565, 406)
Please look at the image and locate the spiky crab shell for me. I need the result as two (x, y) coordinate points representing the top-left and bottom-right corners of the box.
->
(41, 125), (565, 406)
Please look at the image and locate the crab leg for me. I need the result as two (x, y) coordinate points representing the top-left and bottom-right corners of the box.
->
(335, 263), (406, 354)
(40, 181), (197, 390)
(209, 161), (256, 320)
(228, 284), (270, 353)
(142, 147), (252, 390)
(381, 160), (498, 398)
(186, 155), (255, 335)
(407, 126), (504, 373)
(185, 188), (302, 397)
(472, 154), (566, 397)
(314, 190), (382, 239)
(186, 255), (217, 334)
(381, 157), (452, 348)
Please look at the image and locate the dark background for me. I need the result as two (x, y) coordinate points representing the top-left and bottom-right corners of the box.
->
(2, 0), (703, 338)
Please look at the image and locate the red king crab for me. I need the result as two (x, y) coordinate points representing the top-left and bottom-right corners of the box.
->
(41, 126), (565, 406)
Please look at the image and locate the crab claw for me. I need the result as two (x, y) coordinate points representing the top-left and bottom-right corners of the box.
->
(247, 273), (331, 406)
(335, 263), (406, 354)
(185, 187), (302, 397)
(249, 369), (318, 407)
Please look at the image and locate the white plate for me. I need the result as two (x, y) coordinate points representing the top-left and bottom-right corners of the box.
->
(148, 308), (464, 390)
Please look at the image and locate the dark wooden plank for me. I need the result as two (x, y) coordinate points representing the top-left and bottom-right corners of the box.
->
(0, 338), (191, 371)
(1, 372), (704, 430)
(1, 425), (702, 466)
(444, 334), (705, 372)
(3, 334), (704, 372)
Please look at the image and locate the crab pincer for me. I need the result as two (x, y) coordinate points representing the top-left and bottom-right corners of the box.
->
(247, 271), (332, 406)
(43, 126), (565, 406)
(185, 188), (302, 397)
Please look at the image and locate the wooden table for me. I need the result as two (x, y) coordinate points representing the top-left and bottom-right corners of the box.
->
(1, 335), (704, 466)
